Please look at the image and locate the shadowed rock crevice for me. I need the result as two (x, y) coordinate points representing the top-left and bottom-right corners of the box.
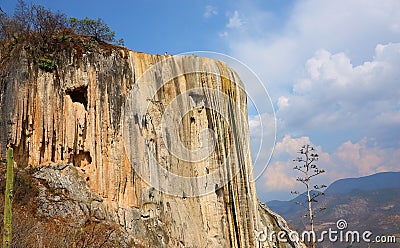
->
(71, 151), (92, 168)
(66, 86), (88, 110)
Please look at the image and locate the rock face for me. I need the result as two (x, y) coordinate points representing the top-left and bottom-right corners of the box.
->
(0, 38), (304, 247)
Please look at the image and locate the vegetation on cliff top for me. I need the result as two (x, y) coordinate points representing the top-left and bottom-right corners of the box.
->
(0, 0), (126, 72)
(0, 0), (123, 45)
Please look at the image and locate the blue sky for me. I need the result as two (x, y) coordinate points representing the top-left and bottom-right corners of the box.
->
(1, 0), (294, 54)
(3, 0), (400, 201)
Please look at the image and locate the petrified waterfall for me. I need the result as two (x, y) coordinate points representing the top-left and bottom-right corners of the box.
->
(0, 39), (304, 247)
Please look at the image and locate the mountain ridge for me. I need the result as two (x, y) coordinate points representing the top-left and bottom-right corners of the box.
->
(325, 171), (400, 194)
(267, 171), (400, 247)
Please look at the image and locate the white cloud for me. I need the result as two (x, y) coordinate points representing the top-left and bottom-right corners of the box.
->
(229, 37), (299, 89)
(292, 79), (312, 94)
(277, 96), (289, 109)
(259, 136), (400, 201)
(375, 111), (400, 126)
(274, 135), (312, 156)
(333, 139), (382, 175)
(204, 5), (218, 18)
(280, 43), (400, 139)
(226, 0), (400, 89)
(332, 139), (400, 176)
(248, 113), (276, 181)
(227, 10), (245, 29)
(301, 50), (353, 85)
(260, 135), (329, 200)
(223, 0), (400, 200)
(248, 115), (261, 129)
(218, 31), (228, 38)
(288, 0), (400, 62)
(263, 161), (296, 191)
(259, 43), (400, 199)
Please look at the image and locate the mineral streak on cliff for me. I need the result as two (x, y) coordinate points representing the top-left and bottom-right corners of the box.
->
(0, 38), (304, 247)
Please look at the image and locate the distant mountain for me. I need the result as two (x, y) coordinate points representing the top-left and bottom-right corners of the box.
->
(268, 190), (322, 217)
(268, 172), (400, 216)
(325, 171), (400, 194)
(267, 172), (400, 248)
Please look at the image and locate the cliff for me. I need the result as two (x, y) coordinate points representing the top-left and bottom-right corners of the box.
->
(0, 36), (304, 247)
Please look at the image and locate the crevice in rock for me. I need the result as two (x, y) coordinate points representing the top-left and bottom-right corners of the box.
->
(71, 151), (92, 168)
(66, 86), (88, 110)
(51, 129), (56, 162)
(39, 119), (46, 164)
(13, 122), (29, 168)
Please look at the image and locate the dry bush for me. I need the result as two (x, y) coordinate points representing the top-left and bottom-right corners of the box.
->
(0, 164), (132, 247)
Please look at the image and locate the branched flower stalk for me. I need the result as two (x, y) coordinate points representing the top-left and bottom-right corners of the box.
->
(292, 145), (326, 248)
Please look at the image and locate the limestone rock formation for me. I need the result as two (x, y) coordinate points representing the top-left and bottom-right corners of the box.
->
(0, 37), (304, 247)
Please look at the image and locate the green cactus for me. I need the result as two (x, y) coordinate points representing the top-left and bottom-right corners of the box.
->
(3, 148), (14, 247)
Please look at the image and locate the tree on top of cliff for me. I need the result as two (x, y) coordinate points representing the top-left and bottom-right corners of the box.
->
(0, 0), (67, 42)
(0, 0), (123, 45)
(69, 17), (114, 43)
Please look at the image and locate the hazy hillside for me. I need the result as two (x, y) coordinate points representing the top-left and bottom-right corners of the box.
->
(268, 172), (400, 247)
(325, 172), (400, 194)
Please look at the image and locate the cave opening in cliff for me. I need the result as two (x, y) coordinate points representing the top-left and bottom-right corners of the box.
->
(71, 151), (92, 168)
(66, 86), (88, 109)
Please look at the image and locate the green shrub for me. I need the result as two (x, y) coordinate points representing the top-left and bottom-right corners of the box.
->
(38, 57), (57, 72)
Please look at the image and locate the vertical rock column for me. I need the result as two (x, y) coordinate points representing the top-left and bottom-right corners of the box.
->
(123, 54), (262, 247)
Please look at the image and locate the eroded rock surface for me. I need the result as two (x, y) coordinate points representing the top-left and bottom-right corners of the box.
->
(0, 39), (304, 247)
